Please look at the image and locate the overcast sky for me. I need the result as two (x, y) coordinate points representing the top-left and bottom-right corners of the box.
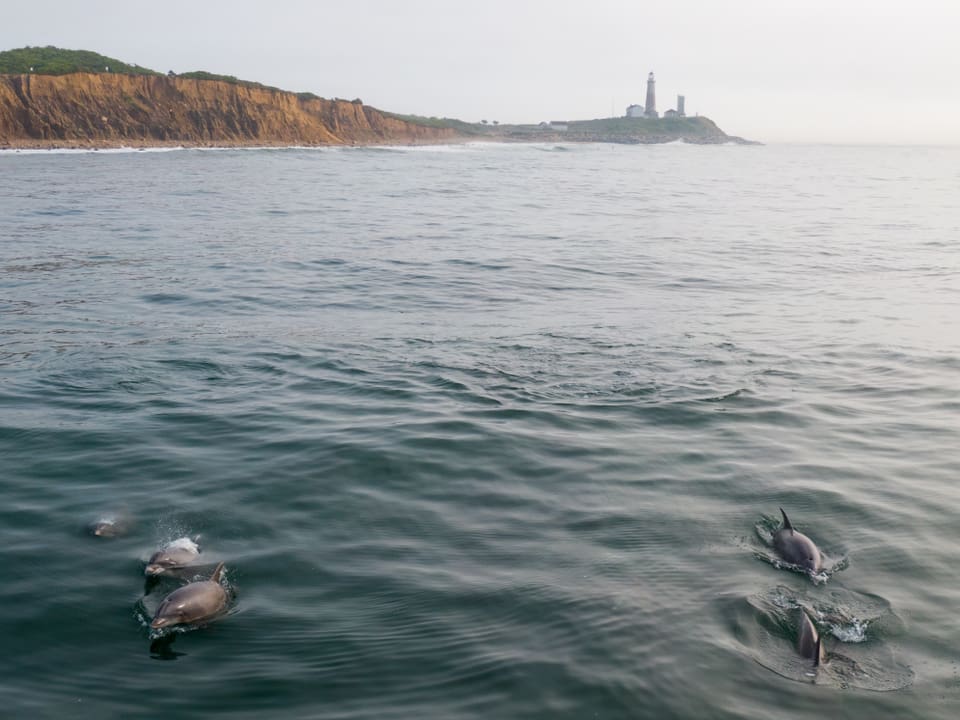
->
(3, 0), (958, 144)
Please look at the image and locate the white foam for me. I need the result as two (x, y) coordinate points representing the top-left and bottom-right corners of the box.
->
(165, 536), (199, 553)
(829, 618), (869, 643)
(810, 570), (830, 585)
(0, 146), (185, 155)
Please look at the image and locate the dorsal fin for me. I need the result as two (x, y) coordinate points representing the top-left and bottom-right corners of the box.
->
(210, 561), (225, 584)
(814, 635), (822, 667)
(779, 507), (794, 532)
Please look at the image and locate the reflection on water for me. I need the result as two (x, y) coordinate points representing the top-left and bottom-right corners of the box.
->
(149, 634), (185, 661)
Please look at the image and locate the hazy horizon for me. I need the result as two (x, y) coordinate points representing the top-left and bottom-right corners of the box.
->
(2, 0), (957, 146)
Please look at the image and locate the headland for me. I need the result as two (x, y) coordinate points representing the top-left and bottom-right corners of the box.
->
(0, 47), (755, 149)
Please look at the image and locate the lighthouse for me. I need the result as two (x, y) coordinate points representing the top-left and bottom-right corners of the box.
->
(644, 72), (658, 118)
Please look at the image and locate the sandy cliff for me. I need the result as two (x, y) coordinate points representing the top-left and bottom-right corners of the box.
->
(0, 72), (459, 147)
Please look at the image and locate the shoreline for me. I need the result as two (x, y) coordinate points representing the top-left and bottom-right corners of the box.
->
(0, 134), (757, 152)
(0, 136), (478, 151)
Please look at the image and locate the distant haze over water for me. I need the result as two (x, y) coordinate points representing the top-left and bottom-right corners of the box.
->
(4, 2), (960, 144)
(1, 142), (958, 718)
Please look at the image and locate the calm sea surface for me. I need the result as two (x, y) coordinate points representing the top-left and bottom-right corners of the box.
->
(1, 142), (959, 719)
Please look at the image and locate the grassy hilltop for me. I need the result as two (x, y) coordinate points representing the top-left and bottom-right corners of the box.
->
(0, 46), (317, 94)
(382, 114), (745, 144)
(567, 115), (726, 139)
(0, 46), (160, 76)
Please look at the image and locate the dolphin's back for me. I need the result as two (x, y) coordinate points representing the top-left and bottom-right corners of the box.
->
(773, 509), (822, 572)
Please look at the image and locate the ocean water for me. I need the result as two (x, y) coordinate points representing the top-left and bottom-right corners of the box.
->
(1, 141), (958, 719)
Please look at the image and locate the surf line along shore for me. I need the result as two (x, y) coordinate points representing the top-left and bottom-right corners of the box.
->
(0, 136), (476, 151)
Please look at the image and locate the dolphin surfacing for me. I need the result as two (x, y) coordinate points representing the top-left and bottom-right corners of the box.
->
(150, 562), (228, 630)
(145, 537), (200, 576)
(797, 610), (824, 666)
(89, 512), (132, 538)
(773, 508), (822, 573)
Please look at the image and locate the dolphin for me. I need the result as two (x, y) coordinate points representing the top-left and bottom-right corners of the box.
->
(150, 562), (228, 630)
(797, 609), (824, 666)
(89, 514), (131, 538)
(145, 537), (201, 576)
(773, 508), (822, 573)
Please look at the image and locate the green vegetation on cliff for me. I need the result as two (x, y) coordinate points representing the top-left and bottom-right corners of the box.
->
(380, 113), (744, 144)
(567, 116), (722, 137)
(0, 47), (281, 90)
(0, 47), (352, 110)
(0, 46), (160, 75)
(493, 116), (727, 141)
(0, 47), (286, 92)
